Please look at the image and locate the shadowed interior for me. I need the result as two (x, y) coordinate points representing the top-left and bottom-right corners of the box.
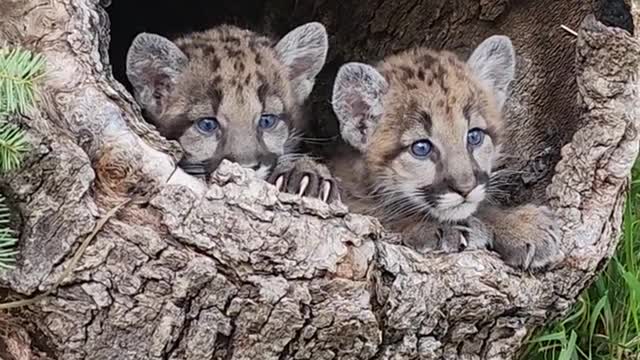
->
(106, 0), (633, 206)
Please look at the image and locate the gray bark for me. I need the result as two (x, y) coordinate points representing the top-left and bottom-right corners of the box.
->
(0, 1), (638, 359)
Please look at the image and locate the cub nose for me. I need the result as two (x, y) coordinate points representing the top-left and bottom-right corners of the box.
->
(447, 178), (477, 197)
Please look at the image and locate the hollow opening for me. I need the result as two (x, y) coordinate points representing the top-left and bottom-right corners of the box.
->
(104, 0), (634, 206)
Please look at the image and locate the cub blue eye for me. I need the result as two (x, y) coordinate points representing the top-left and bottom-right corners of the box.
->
(467, 128), (485, 147)
(258, 114), (279, 129)
(410, 140), (433, 158)
(196, 117), (219, 134)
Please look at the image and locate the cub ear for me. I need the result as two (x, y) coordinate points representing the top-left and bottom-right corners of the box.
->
(275, 22), (328, 104)
(331, 62), (388, 153)
(467, 35), (515, 110)
(126, 33), (188, 117)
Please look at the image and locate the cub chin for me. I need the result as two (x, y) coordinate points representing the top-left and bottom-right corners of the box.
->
(328, 35), (563, 271)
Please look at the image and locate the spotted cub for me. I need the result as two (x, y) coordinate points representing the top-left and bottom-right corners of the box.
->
(126, 22), (338, 201)
(329, 36), (563, 270)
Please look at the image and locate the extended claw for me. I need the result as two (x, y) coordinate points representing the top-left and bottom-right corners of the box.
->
(267, 158), (340, 204)
(321, 181), (332, 202)
(275, 175), (285, 191)
(524, 243), (535, 270)
(298, 175), (310, 196)
(459, 233), (468, 250)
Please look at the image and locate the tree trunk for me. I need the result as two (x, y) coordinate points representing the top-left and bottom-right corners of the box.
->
(0, 0), (638, 359)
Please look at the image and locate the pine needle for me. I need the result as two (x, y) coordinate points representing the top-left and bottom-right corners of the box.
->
(0, 123), (29, 172)
(0, 48), (45, 116)
(0, 47), (45, 270)
(0, 197), (17, 270)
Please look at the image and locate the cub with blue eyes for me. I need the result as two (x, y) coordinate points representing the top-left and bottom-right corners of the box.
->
(126, 22), (340, 201)
(328, 36), (563, 271)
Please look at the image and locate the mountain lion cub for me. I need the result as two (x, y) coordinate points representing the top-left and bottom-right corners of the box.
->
(328, 35), (563, 270)
(126, 22), (339, 201)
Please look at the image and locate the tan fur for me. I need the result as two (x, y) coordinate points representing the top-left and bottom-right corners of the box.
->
(126, 23), (328, 179)
(330, 36), (563, 270)
(332, 47), (502, 224)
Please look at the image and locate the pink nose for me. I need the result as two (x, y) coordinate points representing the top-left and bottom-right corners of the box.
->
(449, 180), (476, 197)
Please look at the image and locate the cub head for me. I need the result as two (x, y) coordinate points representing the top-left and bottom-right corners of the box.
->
(126, 22), (328, 178)
(332, 36), (515, 222)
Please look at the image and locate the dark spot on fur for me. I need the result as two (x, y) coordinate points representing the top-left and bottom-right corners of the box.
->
(446, 54), (459, 67)
(212, 75), (222, 87)
(234, 59), (245, 72)
(223, 35), (242, 46)
(249, 36), (273, 52)
(417, 110), (432, 133)
(209, 86), (223, 113)
(399, 66), (415, 80)
(418, 53), (436, 69)
(257, 83), (269, 104)
(432, 63), (444, 77)
(225, 45), (243, 58)
(210, 56), (221, 71)
(417, 69), (425, 81)
(463, 103), (472, 122)
(256, 71), (267, 87)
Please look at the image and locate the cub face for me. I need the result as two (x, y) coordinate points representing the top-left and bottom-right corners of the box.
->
(332, 36), (515, 222)
(126, 23), (328, 178)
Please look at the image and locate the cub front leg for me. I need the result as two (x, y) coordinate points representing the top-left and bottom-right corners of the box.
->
(268, 156), (341, 203)
(477, 204), (564, 271)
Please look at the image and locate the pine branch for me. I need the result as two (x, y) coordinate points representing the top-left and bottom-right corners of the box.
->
(0, 123), (29, 172)
(0, 48), (46, 116)
(0, 47), (45, 270)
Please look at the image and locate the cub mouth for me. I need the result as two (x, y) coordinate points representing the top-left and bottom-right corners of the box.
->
(432, 185), (486, 221)
(177, 158), (207, 178)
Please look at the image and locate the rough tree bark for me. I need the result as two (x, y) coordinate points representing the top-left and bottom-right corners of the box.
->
(0, 1), (638, 360)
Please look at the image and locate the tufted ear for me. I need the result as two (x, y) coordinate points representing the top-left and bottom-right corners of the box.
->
(126, 33), (188, 118)
(467, 35), (516, 110)
(275, 22), (328, 104)
(331, 62), (388, 153)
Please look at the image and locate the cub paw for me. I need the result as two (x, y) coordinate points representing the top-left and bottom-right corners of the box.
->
(492, 205), (564, 271)
(437, 217), (493, 253)
(268, 157), (340, 203)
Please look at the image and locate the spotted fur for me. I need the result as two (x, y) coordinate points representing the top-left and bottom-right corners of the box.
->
(330, 36), (563, 270)
(126, 22), (328, 179)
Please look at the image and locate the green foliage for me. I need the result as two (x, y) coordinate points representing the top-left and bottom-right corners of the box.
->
(522, 162), (640, 360)
(0, 47), (45, 270)
(0, 196), (17, 270)
(0, 48), (46, 116)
